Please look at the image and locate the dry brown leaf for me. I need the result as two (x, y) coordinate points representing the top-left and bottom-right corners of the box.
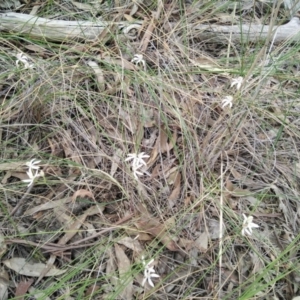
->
(71, 1), (94, 11)
(15, 279), (34, 299)
(110, 148), (122, 177)
(0, 161), (23, 172)
(243, 196), (261, 207)
(60, 216), (88, 244)
(208, 219), (224, 240)
(87, 60), (105, 91)
(164, 216), (176, 230)
(114, 244), (133, 300)
(124, 227), (152, 241)
(169, 127), (177, 150)
(250, 252), (265, 275)
(229, 167), (265, 190)
(82, 119), (98, 145)
(95, 17), (118, 45)
(184, 196), (192, 206)
(224, 178), (235, 205)
(142, 128), (157, 149)
(24, 44), (47, 54)
(129, 3), (139, 16)
(225, 178), (234, 192)
(24, 197), (73, 216)
(84, 285), (100, 297)
(136, 232), (152, 241)
(150, 164), (160, 178)
(71, 189), (94, 202)
(139, 18), (155, 52)
(194, 232), (208, 253)
(229, 187), (252, 197)
(123, 14), (135, 22)
(165, 167), (178, 183)
(58, 204), (104, 245)
(53, 205), (72, 226)
(150, 159), (176, 180)
(43, 165), (63, 178)
(178, 238), (194, 251)
(158, 126), (169, 154)
(1, 171), (12, 184)
(47, 138), (61, 156)
(118, 106), (138, 134)
(134, 120), (144, 146)
(12, 171), (38, 182)
(117, 236), (143, 254)
(230, 167), (243, 180)
(147, 147), (158, 168)
(84, 222), (96, 237)
(0, 268), (9, 300)
(0, 234), (7, 258)
(271, 184), (291, 224)
(105, 248), (118, 286)
(225, 179), (257, 207)
(85, 204), (105, 216)
(147, 127), (177, 169)
(28, 287), (51, 300)
(167, 171), (181, 208)
(61, 138), (82, 165)
(102, 55), (136, 71)
(135, 217), (179, 251)
(4, 258), (66, 277)
(146, 128), (169, 168)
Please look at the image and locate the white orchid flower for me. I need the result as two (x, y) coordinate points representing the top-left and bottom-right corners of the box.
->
(126, 152), (149, 169)
(131, 54), (146, 70)
(231, 76), (243, 90)
(25, 159), (41, 171)
(16, 53), (35, 70)
(241, 214), (259, 236)
(141, 258), (160, 288)
(22, 168), (43, 187)
(125, 152), (149, 180)
(221, 95), (233, 109)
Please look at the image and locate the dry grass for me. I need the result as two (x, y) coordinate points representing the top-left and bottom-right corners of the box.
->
(1, 1), (300, 299)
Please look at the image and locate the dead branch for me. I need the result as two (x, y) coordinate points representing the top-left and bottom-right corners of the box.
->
(0, 12), (300, 44)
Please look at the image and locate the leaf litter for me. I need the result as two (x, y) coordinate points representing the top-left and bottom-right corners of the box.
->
(0, 1), (300, 299)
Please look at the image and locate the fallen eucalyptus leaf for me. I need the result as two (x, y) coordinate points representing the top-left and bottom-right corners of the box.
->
(4, 258), (66, 277)
(0, 268), (9, 300)
(0, 234), (7, 258)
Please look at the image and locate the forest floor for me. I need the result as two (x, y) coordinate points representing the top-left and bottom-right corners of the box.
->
(1, 1), (300, 299)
